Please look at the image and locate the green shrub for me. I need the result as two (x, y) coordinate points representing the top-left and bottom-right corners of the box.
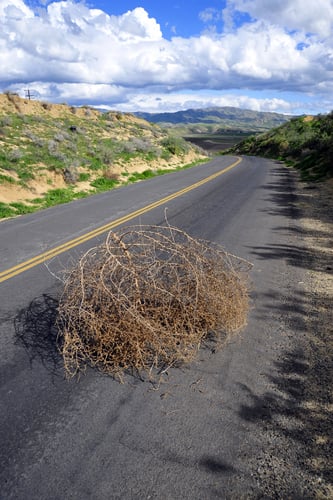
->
(17, 171), (34, 182)
(90, 177), (119, 191)
(161, 136), (189, 155)
(9, 202), (35, 215)
(78, 172), (90, 182)
(8, 149), (24, 162)
(89, 158), (104, 171)
(63, 166), (79, 184)
(0, 174), (16, 184)
(128, 170), (156, 182)
(0, 202), (16, 218)
(43, 188), (75, 207)
(0, 116), (12, 127)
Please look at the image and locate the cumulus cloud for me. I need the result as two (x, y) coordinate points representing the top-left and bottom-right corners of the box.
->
(109, 90), (297, 114)
(0, 0), (333, 113)
(199, 7), (222, 23)
(224, 0), (333, 37)
(0, 0), (33, 19)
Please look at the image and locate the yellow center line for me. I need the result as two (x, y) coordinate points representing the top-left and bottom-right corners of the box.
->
(0, 157), (242, 283)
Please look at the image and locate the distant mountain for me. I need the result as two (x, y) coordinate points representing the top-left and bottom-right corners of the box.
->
(134, 107), (292, 132)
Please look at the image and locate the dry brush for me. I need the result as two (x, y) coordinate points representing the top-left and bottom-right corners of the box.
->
(57, 225), (251, 379)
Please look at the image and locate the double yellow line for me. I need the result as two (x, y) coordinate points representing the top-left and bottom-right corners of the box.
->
(0, 158), (241, 283)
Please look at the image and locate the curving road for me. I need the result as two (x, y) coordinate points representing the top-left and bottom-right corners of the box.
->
(0, 156), (311, 498)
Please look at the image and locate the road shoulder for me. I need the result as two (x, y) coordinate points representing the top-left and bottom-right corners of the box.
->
(251, 173), (333, 497)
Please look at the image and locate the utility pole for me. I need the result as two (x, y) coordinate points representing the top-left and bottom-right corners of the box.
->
(24, 89), (35, 100)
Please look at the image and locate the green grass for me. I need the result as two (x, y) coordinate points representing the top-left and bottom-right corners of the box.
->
(126, 159), (209, 184)
(0, 174), (17, 184)
(88, 158), (104, 171)
(42, 188), (74, 206)
(9, 202), (35, 215)
(90, 177), (120, 191)
(0, 202), (16, 218)
(17, 170), (35, 182)
(117, 151), (138, 162)
(78, 172), (90, 182)
(127, 170), (156, 182)
(144, 151), (159, 161)
(42, 188), (88, 208)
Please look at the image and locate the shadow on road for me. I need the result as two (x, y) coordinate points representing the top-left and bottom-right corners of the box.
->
(249, 241), (332, 274)
(237, 335), (332, 495)
(14, 294), (62, 374)
(249, 165), (332, 273)
(199, 456), (236, 475)
(240, 162), (333, 496)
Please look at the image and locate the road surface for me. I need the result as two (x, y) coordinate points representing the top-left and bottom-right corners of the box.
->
(0, 156), (315, 498)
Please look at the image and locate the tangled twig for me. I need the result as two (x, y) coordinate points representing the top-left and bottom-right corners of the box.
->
(57, 225), (251, 379)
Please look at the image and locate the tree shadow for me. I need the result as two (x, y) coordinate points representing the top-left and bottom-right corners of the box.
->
(199, 456), (236, 475)
(248, 238), (332, 273)
(248, 163), (332, 309)
(238, 346), (333, 487)
(241, 163), (333, 494)
(159, 448), (236, 476)
(257, 165), (333, 261)
(258, 166), (301, 219)
(14, 294), (63, 375)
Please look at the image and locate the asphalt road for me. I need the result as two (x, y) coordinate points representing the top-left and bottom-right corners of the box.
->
(0, 156), (310, 498)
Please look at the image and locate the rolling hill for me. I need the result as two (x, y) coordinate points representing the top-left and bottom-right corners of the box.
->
(0, 93), (207, 219)
(134, 106), (292, 133)
(226, 112), (333, 180)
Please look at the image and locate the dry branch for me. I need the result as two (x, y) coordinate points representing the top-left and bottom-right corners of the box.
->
(57, 225), (251, 379)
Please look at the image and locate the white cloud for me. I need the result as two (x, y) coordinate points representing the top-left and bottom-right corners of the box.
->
(0, 1), (333, 114)
(109, 91), (296, 114)
(226, 21), (309, 79)
(44, 3), (162, 41)
(199, 8), (221, 23)
(0, 0), (33, 19)
(224, 0), (333, 37)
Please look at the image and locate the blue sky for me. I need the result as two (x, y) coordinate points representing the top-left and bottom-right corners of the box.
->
(1, 1), (333, 115)
(89, 1), (230, 38)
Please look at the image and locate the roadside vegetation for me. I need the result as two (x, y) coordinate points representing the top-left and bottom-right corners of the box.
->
(0, 92), (207, 219)
(226, 112), (333, 180)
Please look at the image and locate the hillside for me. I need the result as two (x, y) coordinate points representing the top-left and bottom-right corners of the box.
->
(134, 106), (292, 133)
(227, 113), (333, 180)
(0, 93), (207, 219)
